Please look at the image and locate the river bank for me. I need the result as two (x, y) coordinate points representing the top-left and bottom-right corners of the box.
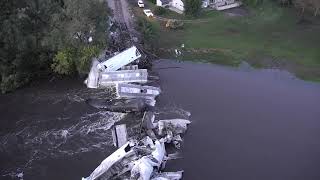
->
(132, 1), (320, 82)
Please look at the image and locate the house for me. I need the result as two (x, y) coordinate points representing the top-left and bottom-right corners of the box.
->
(156, 0), (170, 7)
(202, 0), (242, 10)
(156, 0), (241, 13)
(157, 0), (184, 13)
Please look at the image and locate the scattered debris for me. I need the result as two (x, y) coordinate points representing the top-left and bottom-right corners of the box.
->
(86, 98), (155, 113)
(88, 37), (93, 43)
(142, 111), (156, 130)
(116, 83), (161, 99)
(82, 134), (187, 180)
(82, 141), (137, 180)
(17, 172), (23, 180)
(85, 59), (100, 88)
(166, 19), (184, 29)
(165, 152), (182, 161)
(156, 119), (191, 149)
(83, 29), (191, 179)
(151, 171), (184, 180)
(112, 124), (128, 147)
(175, 49), (182, 57)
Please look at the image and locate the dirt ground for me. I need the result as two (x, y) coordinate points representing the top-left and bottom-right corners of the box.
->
(106, 0), (134, 30)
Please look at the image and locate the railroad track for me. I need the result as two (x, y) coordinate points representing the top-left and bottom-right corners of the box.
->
(113, 0), (134, 47)
(114, 0), (125, 24)
(111, 0), (157, 59)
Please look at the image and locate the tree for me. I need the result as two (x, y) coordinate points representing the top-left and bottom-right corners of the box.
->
(60, 0), (109, 46)
(278, 0), (292, 6)
(137, 18), (157, 42)
(243, 0), (264, 6)
(49, 0), (107, 75)
(185, 0), (202, 16)
(0, 0), (109, 93)
(77, 45), (100, 74)
(51, 48), (76, 75)
(154, 6), (166, 15)
(147, 0), (156, 4)
(0, 0), (59, 93)
(136, 17), (159, 52)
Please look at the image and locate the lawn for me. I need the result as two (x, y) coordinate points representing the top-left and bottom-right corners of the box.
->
(147, 1), (320, 81)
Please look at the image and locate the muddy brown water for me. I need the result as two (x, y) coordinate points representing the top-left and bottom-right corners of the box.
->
(0, 59), (320, 180)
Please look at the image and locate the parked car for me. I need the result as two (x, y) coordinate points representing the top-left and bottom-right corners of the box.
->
(138, 0), (144, 7)
(143, 9), (154, 17)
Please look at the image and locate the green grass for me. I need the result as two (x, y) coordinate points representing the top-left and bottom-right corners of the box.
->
(151, 1), (320, 81)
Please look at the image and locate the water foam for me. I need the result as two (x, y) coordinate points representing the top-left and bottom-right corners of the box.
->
(0, 110), (125, 178)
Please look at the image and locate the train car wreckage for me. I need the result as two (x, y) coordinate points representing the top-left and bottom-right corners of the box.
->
(83, 46), (191, 179)
(82, 117), (190, 180)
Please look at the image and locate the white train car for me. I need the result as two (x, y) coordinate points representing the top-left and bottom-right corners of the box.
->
(97, 46), (141, 72)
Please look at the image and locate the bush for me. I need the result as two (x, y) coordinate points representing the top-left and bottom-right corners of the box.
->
(0, 73), (30, 93)
(147, 0), (156, 4)
(185, 0), (202, 16)
(51, 45), (101, 76)
(154, 6), (166, 15)
(242, 0), (265, 6)
(136, 17), (159, 50)
(1, 75), (18, 93)
(137, 18), (158, 41)
(51, 48), (76, 75)
(76, 45), (100, 74)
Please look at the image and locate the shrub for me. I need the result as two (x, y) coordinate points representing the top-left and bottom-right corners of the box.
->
(147, 0), (156, 4)
(51, 48), (76, 75)
(137, 18), (158, 41)
(154, 6), (166, 15)
(76, 45), (100, 74)
(136, 17), (159, 50)
(242, 0), (264, 6)
(185, 0), (202, 16)
(0, 73), (30, 93)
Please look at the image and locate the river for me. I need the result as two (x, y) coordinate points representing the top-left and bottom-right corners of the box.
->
(0, 60), (320, 180)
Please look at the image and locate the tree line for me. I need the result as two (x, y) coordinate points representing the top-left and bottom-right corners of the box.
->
(244, 0), (320, 16)
(0, 0), (109, 93)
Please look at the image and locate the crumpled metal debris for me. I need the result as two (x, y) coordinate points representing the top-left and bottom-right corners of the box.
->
(151, 171), (184, 180)
(156, 119), (191, 149)
(82, 130), (189, 180)
(131, 139), (166, 180)
(86, 98), (155, 113)
(83, 37), (190, 180)
(82, 140), (137, 180)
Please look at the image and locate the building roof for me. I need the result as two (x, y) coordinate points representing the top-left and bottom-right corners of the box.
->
(159, 0), (170, 4)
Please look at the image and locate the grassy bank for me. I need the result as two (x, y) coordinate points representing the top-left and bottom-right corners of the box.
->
(133, 1), (320, 81)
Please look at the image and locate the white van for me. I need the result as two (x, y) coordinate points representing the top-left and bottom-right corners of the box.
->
(138, 0), (144, 7)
